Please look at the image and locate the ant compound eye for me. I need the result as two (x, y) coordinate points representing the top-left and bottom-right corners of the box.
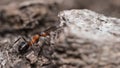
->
(18, 42), (29, 54)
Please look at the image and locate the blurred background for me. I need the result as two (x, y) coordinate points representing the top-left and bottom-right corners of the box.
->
(0, 0), (120, 35)
(0, 0), (120, 18)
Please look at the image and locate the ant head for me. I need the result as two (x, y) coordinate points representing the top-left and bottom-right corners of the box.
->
(18, 41), (29, 54)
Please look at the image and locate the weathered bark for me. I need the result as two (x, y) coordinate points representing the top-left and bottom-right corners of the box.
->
(56, 9), (120, 68)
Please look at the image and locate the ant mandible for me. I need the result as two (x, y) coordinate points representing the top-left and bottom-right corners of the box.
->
(14, 26), (58, 54)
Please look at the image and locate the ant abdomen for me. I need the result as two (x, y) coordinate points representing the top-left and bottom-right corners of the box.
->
(18, 42), (29, 54)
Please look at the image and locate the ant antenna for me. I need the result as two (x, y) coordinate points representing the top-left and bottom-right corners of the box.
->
(21, 36), (28, 42)
(13, 36), (28, 46)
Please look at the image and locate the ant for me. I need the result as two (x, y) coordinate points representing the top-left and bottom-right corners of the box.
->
(13, 25), (59, 54)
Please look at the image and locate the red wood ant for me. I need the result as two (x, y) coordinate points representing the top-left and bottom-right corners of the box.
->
(14, 26), (59, 54)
